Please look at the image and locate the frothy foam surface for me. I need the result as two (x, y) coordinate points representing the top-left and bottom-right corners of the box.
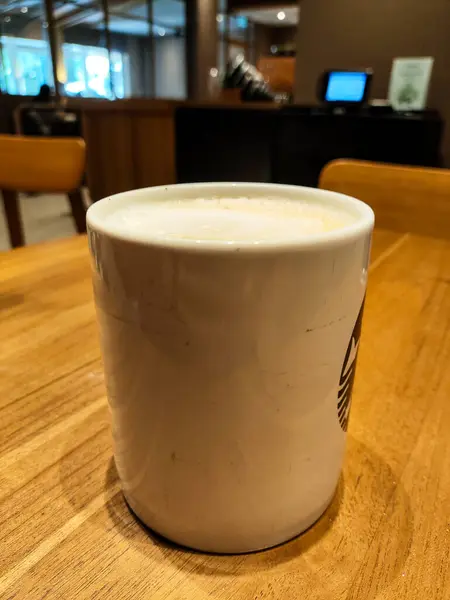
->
(100, 197), (355, 243)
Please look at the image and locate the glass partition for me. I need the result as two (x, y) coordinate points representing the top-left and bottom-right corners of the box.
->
(216, 0), (226, 74)
(107, 0), (151, 98)
(0, 0), (197, 100)
(153, 0), (186, 99)
(0, 0), (54, 96)
(57, 0), (112, 98)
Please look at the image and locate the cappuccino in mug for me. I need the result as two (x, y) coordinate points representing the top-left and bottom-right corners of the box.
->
(98, 195), (356, 244)
(87, 183), (374, 553)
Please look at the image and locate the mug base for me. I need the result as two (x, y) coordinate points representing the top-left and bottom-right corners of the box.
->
(123, 486), (337, 554)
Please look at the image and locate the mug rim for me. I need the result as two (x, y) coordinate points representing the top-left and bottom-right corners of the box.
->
(86, 182), (374, 253)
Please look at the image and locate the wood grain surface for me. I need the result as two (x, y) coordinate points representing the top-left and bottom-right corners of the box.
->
(1, 230), (450, 599)
(82, 104), (176, 203)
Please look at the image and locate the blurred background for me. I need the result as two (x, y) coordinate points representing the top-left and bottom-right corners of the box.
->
(0, 0), (299, 100)
(1, 0), (449, 250)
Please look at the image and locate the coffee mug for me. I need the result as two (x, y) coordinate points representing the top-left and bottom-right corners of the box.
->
(87, 183), (374, 553)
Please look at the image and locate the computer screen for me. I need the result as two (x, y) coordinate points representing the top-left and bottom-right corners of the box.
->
(325, 71), (369, 103)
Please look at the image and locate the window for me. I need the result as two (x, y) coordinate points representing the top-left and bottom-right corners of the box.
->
(0, 35), (129, 100)
(0, 37), (54, 96)
(153, 0), (187, 99)
(59, 0), (112, 97)
(108, 0), (152, 98)
(0, 0), (53, 96)
(62, 43), (129, 99)
(216, 3), (249, 75)
(0, 0), (189, 100)
(217, 0), (226, 73)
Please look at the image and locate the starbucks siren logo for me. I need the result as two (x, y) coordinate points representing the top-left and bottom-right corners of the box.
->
(337, 301), (364, 431)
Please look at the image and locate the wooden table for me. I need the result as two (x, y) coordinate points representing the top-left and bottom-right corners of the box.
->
(1, 230), (449, 599)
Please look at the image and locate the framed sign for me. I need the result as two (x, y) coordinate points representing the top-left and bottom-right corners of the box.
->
(388, 57), (434, 111)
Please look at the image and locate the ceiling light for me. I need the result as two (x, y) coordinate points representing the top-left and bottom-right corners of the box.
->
(216, 14), (223, 23)
(277, 11), (286, 21)
(21, 6), (28, 13)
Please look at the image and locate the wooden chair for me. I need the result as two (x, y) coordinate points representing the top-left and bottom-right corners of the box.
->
(319, 159), (450, 239)
(0, 135), (86, 248)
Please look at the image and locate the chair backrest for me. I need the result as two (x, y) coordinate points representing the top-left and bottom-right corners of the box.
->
(0, 134), (85, 193)
(319, 159), (450, 238)
(13, 102), (59, 135)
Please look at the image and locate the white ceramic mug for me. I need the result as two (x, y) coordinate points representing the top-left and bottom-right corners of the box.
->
(87, 183), (374, 553)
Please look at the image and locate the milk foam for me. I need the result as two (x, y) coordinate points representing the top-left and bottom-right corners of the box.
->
(101, 197), (354, 243)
